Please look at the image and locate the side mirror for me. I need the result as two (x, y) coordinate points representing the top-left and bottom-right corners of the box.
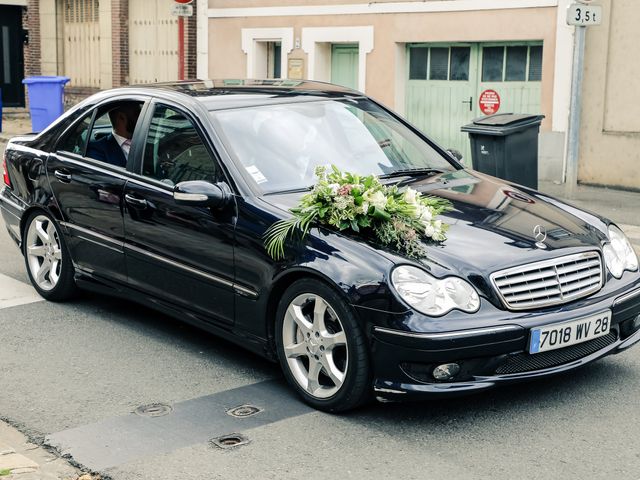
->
(447, 148), (463, 162)
(173, 180), (232, 208)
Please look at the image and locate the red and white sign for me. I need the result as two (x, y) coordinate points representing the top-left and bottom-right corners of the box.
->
(174, 0), (193, 4)
(479, 89), (501, 115)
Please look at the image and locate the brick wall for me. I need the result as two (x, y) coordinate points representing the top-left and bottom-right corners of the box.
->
(185, 2), (197, 79)
(24, 0), (40, 78)
(112, 0), (129, 87)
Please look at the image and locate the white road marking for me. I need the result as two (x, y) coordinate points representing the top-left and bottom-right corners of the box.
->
(0, 274), (43, 309)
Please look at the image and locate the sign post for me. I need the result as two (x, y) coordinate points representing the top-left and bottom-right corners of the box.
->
(172, 0), (194, 81)
(564, 0), (602, 199)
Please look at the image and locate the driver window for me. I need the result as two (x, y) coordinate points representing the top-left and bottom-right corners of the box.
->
(142, 104), (219, 186)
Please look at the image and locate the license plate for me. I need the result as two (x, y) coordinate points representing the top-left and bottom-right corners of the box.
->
(529, 310), (612, 354)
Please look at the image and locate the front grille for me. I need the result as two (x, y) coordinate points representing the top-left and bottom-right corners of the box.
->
(495, 331), (617, 375)
(491, 252), (603, 310)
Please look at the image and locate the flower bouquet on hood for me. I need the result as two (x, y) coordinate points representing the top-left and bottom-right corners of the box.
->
(264, 165), (452, 260)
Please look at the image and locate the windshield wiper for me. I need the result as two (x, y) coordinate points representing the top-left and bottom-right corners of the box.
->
(265, 185), (314, 195)
(378, 167), (449, 179)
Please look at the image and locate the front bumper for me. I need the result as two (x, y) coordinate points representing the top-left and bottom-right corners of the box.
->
(370, 284), (640, 401)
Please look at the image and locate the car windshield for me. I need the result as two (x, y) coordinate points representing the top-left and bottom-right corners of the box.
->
(210, 98), (456, 193)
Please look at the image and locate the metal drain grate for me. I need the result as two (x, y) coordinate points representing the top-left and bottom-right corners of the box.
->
(210, 433), (250, 449)
(134, 403), (173, 418)
(227, 404), (263, 418)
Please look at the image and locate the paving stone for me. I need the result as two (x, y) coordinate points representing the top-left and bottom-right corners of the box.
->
(0, 452), (39, 471)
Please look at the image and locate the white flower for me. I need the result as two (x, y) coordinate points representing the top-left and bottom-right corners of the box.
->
(357, 201), (370, 214)
(367, 190), (387, 210)
(419, 207), (433, 223)
(424, 223), (435, 237)
(328, 183), (340, 195)
(403, 187), (418, 205)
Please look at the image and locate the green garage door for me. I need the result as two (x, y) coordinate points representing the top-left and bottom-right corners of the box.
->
(331, 44), (359, 90)
(406, 43), (543, 166)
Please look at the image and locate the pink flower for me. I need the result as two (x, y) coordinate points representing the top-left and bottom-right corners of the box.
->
(337, 184), (353, 196)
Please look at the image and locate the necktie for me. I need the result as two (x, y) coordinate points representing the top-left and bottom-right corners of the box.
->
(122, 139), (131, 159)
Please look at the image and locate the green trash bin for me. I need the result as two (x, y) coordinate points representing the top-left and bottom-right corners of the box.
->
(461, 113), (545, 190)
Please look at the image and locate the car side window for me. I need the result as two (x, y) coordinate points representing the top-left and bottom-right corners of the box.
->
(85, 100), (144, 169)
(56, 113), (93, 156)
(142, 104), (219, 186)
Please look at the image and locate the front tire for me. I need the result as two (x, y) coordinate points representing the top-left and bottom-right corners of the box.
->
(275, 279), (371, 412)
(23, 211), (77, 301)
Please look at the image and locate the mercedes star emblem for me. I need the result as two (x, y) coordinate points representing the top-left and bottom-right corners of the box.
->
(533, 225), (548, 248)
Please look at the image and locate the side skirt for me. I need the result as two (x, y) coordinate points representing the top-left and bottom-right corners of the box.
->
(74, 271), (275, 362)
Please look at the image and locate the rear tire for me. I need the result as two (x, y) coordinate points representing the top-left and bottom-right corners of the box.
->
(275, 278), (371, 412)
(23, 211), (77, 301)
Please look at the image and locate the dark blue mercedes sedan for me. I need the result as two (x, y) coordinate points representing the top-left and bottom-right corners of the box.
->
(1, 80), (639, 411)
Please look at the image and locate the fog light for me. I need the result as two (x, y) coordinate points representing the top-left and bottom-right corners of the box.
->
(432, 363), (461, 381)
(634, 315), (640, 330)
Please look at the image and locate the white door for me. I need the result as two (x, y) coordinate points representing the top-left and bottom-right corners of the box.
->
(63, 0), (101, 88)
(129, 0), (179, 84)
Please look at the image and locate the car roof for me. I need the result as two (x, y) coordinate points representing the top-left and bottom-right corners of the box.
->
(107, 80), (365, 111)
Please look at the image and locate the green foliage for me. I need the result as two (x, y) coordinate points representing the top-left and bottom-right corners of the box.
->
(264, 165), (452, 260)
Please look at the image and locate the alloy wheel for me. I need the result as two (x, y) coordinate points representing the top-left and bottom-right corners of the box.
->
(25, 215), (63, 291)
(282, 293), (349, 399)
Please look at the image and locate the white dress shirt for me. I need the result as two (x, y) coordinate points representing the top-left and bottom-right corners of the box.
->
(112, 131), (131, 160)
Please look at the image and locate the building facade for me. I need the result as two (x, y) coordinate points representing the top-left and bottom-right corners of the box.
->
(0, 0), (198, 106)
(201, 0), (638, 190)
(578, 0), (639, 191)
(203, 0), (573, 181)
(1, 0), (637, 191)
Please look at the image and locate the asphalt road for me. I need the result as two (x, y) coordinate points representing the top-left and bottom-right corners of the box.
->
(1, 224), (640, 480)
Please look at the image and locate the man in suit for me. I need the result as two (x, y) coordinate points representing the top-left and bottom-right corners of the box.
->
(86, 102), (141, 167)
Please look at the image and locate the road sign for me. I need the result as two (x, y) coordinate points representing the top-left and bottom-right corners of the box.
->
(567, 3), (602, 26)
(171, 3), (193, 16)
(479, 89), (501, 115)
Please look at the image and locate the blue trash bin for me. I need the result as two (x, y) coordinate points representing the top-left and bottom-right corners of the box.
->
(22, 76), (70, 132)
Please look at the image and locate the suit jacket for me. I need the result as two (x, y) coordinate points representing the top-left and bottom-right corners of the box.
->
(86, 134), (127, 168)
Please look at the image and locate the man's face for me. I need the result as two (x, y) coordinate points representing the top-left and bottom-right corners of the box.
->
(116, 107), (140, 138)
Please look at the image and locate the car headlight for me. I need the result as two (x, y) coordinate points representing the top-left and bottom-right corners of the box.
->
(391, 265), (480, 316)
(603, 225), (639, 279)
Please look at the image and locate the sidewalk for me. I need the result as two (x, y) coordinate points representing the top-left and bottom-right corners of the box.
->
(539, 181), (640, 254)
(0, 421), (96, 479)
(0, 110), (32, 144)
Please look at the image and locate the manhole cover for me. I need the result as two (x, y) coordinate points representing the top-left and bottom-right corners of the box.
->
(210, 433), (250, 450)
(227, 404), (263, 418)
(134, 403), (173, 417)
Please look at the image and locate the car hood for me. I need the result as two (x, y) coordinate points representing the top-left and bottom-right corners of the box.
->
(260, 169), (609, 278)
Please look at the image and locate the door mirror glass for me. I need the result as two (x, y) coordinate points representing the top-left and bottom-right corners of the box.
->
(173, 180), (231, 208)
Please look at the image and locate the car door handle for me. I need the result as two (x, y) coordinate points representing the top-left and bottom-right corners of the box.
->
(54, 169), (72, 183)
(125, 194), (148, 209)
